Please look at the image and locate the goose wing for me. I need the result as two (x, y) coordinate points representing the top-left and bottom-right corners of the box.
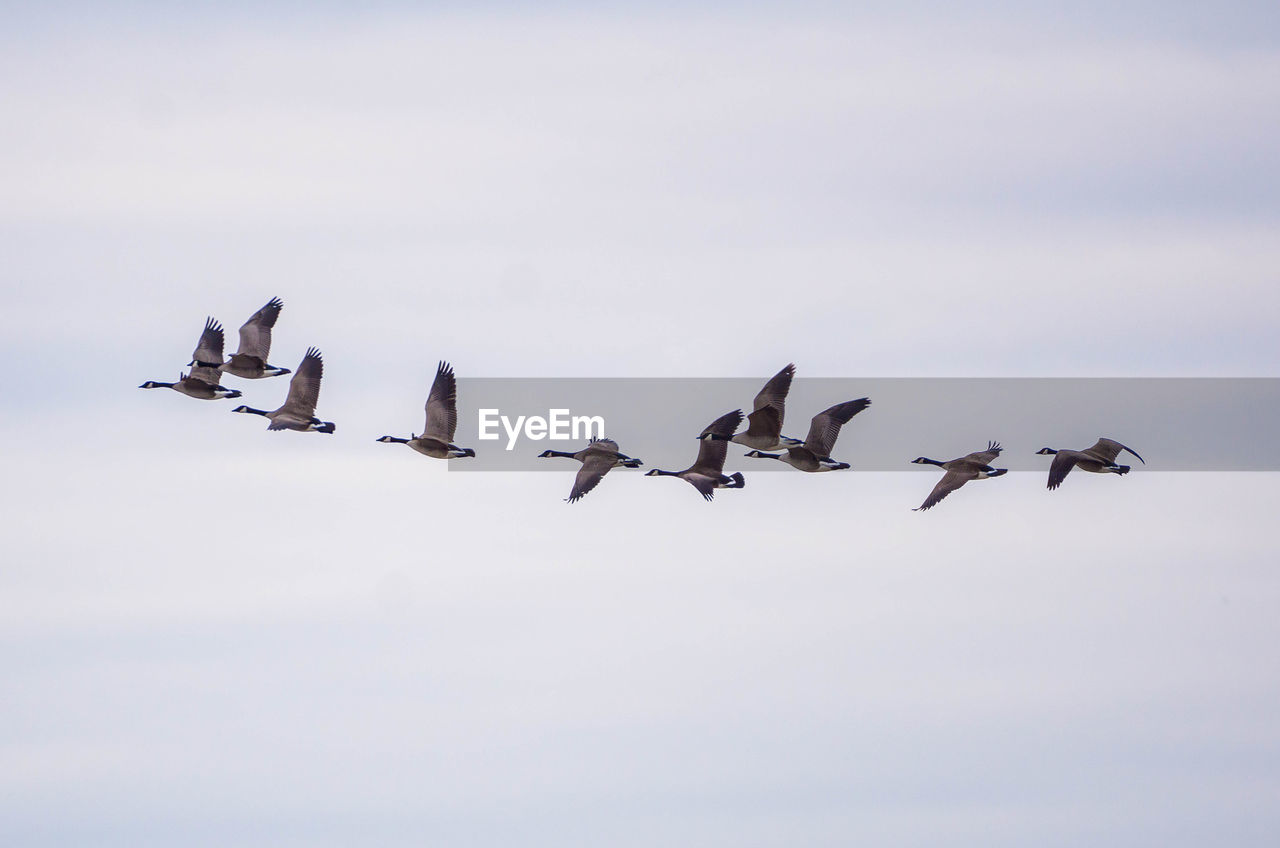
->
(802, 398), (871, 456)
(1085, 437), (1145, 465)
(752, 363), (795, 413)
(567, 451), (616, 503)
(743, 364), (794, 439)
(422, 361), (459, 442)
(916, 469), (973, 511)
(586, 438), (620, 455)
(692, 409), (744, 475)
(187, 363), (223, 386)
(191, 317), (225, 366)
(1046, 450), (1082, 490)
(279, 347), (323, 417)
(743, 405), (782, 440)
(235, 297), (283, 360)
(683, 473), (720, 502)
(960, 441), (1003, 467)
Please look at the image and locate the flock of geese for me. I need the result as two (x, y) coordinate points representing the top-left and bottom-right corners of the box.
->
(141, 299), (1147, 510)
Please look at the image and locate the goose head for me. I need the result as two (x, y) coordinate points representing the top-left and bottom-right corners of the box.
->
(1036, 447), (1058, 455)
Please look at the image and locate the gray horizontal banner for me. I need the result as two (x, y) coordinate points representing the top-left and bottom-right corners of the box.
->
(434, 378), (1277, 472)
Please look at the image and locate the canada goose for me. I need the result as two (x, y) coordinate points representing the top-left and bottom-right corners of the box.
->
(231, 347), (335, 433)
(1036, 438), (1145, 490)
(729, 364), (804, 450)
(217, 297), (291, 379)
(646, 410), (747, 500)
(376, 361), (475, 459)
(911, 441), (1007, 511)
(539, 439), (643, 503)
(740, 397), (870, 471)
(139, 317), (243, 401)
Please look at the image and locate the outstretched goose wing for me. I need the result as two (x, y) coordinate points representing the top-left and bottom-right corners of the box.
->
(802, 398), (871, 456)
(753, 363), (794, 412)
(692, 409), (743, 475)
(423, 361), (459, 442)
(1046, 451), (1081, 490)
(915, 470), (972, 511)
(235, 297), (283, 360)
(962, 441), (1003, 467)
(1085, 437), (1145, 465)
(191, 317), (225, 366)
(280, 347), (324, 418)
(567, 451), (616, 503)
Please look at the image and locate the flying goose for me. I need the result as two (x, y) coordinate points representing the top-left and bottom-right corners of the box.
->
(646, 410), (746, 500)
(539, 439), (643, 503)
(139, 317), (243, 401)
(231, 347), (335, 432)
(739, 397), (871, 471)
(376, 361), (475, 458)
(911, 441), (1007, 511)
(218, 297), (291, 379)
(1036, 438), (1145, 490)
(729, 364), (804, 451)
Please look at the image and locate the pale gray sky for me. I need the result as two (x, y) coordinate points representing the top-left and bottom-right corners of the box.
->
(2, 3), (1278, 846)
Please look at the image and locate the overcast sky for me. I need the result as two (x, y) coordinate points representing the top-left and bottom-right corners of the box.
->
(2, 3), (1278, 846)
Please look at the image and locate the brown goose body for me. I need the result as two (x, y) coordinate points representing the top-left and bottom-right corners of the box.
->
(1038, 438), (1145, 490)
(139, 317), (242, 401)
(743, 397), (870, 472)
(219, 297), (291, 379)
(647, 409), (747, 501)
(540, 439), (643, 503)
(912, 441), (1007, 511)
(231, 347), (335, 433)
(376, 361), (475, 459)
(730, 364), (805, 451)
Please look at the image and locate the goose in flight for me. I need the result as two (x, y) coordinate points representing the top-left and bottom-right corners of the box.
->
(646, 409), (746, 501)
(139, 317), (242, 401)
(231, 347), (335, 432)
(1036, 438), (1145, 490)
(729, 363), (804, 451)
(911, 441), (1007, 511)
(217, 297), (291, 379)
(539, 439), (643, 503)
(376, 361), (475, 458)
(740, 397), (870, 471)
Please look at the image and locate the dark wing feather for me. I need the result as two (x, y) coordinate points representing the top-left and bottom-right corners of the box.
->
(423, 361), (459, 442)
(802, 398), (871, 456)
(567, 452), (615, 503)
(281, 347), (323, 417)
(191, 317), (225, 365)
(684, 473), (719, 501)
(963, 441), (1003, 466)
(752, 364), (795, 412)
(187, 364), (223, 386)
(692, 409), (743, 475)
(743, 406), (782, 440)
(587, 438), (620, 455)
(1046, 451), (1081, 490)
(236, 297), (283, 359)
(1085, 437), (1145, 465)
(916, 470), (972, 511)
